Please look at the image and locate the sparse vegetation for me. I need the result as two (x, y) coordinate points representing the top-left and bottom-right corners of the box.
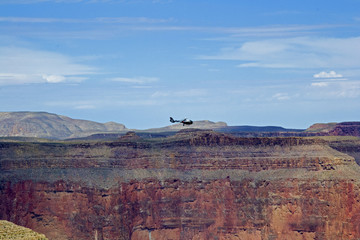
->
(0, 220), (48, 240)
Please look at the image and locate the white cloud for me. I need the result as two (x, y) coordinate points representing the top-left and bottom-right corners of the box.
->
(272, 93), (290, 101)
(111, 76), (159, 84)
(0, 46), (94, 85)
(313, 71), (343, 79)
(42, 74), (66, 83)
(310, 77), (360, 98)
(311, 71), (348, 88)
(311, 82), (328, 87)
(200, 37), (360, 69)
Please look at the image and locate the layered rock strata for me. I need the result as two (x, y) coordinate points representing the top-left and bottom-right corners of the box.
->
(306, 122), (360, 137)
(1, 130), (360, 240)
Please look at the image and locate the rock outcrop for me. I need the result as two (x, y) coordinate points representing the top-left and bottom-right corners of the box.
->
(306, 122), (360, 137)
(1, 130), (360, 240)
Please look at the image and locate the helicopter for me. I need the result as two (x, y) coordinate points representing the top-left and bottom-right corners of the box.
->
(170, 117), (193, 126)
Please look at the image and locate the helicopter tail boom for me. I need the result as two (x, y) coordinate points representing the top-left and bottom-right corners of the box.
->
(170, 117), (179, 123)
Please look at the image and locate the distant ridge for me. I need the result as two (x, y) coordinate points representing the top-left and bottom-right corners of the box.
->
(144, 120), (228, 132)
(0, 112), (359, 139)
(217, 125), (303, 133)
(306, 122), (360, 137)
(0, 112), (127, 139)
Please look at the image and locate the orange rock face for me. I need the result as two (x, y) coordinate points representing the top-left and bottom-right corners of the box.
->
(1, 130), (360, 240)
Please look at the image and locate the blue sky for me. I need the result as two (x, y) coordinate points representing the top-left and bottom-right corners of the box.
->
(0, 0), (360, 129)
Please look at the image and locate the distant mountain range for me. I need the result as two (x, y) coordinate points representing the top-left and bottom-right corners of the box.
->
(0, 112), (359, 139)
(0, 112), (126, 139)
(144, 120), (228, 132)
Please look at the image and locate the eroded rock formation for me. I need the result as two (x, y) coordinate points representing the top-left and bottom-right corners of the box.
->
(306, 122), (360, 137)
(1, 130), (360, 239)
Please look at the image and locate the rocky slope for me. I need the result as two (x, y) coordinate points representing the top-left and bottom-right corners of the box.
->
(0, 112), (127, 139)
(0, 220), (48, 240)
(1, 130), (360, 239)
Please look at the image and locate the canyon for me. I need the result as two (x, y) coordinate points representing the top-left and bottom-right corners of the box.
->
(1, 112), (360, 140)
(1, 129), (360, 239)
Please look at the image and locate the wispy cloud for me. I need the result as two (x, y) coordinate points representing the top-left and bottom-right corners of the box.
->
(46, 100), (98, 110)
(0, 0), (172, 3)
(310, 80), (360, 98)
(151, 89), (207, 98)
(0, 17), (77, 23)
(311, 82), (329, 87)
(42, 74), (66, 83)
(310, 70), (360, 98)
(313, 71), (343, 79)
(95, 17), (171, 24)
(124, 24), (339, 38)
(46, 98), (159, 109)
(111, 76), (159, 84)
(336, 81), (360, 98)
(199, 36), (360, 69)
(0, 0), (113, 4)
(0, 16), (174, 40)
(0, 15), (342, 40)
(313, 71), (345, 80)
(311, 70), (348, 88)
(0, 46), (94, 85)
(0, 16), (171, 24)
(272, 93), (290, 101)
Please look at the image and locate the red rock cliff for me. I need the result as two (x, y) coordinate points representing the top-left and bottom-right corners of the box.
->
(1, 130), (360, 240)
(306, 122), (360, 137)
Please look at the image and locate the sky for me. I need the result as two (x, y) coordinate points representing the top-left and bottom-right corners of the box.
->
(0, 0), (360, 129)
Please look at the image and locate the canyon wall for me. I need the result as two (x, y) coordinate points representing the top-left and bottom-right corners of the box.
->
(1, 130), (360, 240)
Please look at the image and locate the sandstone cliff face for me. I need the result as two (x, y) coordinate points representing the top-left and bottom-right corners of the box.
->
(1, 130), (360, 240)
